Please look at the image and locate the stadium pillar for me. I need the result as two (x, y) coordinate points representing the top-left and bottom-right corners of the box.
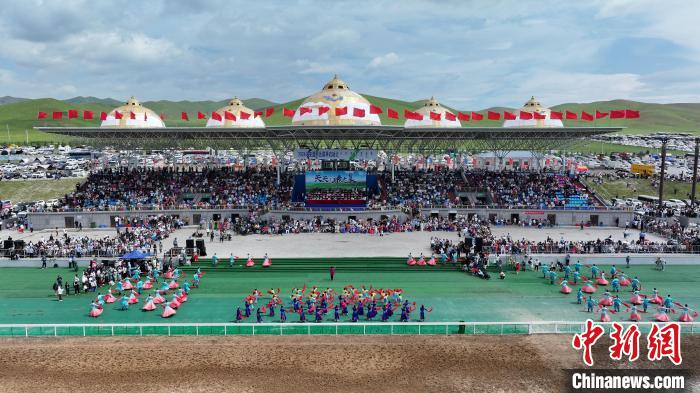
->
(391, 158), (395, 183)
(692, 138), (699, 207)
(276, 164), (281, 186)
(658, 137), (668, 212)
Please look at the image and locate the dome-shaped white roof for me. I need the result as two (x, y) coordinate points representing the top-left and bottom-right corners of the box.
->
(292, 75), (381, 126)
(503, 96), (563, 128)
(205, 97), (265, 128)
(100, 96), (165, 128)
(404, 97), (461, 128)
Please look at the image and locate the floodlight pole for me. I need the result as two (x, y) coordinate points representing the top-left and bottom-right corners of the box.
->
(691, 137), (699, 207)
(658, 137), (669, 212)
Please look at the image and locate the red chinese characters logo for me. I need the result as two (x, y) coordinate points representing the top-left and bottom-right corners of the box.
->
(609, 323), (640, 362)
(572, 319), (605, 366)
(574, 321), (683, 366)
(647, 323), (682, 365)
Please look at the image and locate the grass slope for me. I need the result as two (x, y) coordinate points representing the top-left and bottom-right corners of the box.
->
(0, 178), (83, 203)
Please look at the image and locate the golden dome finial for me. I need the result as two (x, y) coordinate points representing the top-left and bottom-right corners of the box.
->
(126, 96), (141, 106)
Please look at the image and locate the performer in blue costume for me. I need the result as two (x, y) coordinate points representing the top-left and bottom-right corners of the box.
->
(334, 305), (340, 322)
(573, 271), (581, 285)
(611, 277), (620, 293)
(613, 295), (622, 313)
(256, 308), (263, 323)
(280, 307), (287, 323)
(577, 288), (584, 304)
(235, 306), (243, 323)
(586, 296), (596, 313)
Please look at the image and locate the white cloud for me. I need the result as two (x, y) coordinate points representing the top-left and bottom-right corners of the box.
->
(513, 72), (645, 105)
(368, 52), (400, 68)
(0, 0), (696, 107)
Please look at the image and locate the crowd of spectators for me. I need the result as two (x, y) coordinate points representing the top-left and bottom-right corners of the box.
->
(382, 169), (600, 209)
(20, 165), (610, 212)
(20, 215), (183, 258)
(36, 167), (293, 212)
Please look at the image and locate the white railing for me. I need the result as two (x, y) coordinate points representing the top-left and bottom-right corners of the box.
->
(0, 321), (697, 337)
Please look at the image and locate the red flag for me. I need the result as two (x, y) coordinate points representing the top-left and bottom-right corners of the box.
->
(299, 107), (312, 115)
(387, 108), (398, 119)
(444, 112), (456, 121)
(457, 112), (470, 121)
(369, 104), (382, 115)
(37, 112), (47, 120)
(430, 112), (441, 121)
(610, 110), (625, 119)
(335, 107), (348, 116)
(265, 107), (274, 117)
(197, 111), (206, 120)
(519, 111), (533, 120)
(487, 111), (500, 120)
(254, 111), (263, 118)
(67, 109), (78, 119)
(100, 112), (107, 121)
(625, 109), (640, 119)
(550, 111), (563, 120)
(353, 108), (365, 118)
(181, 112), (189, 121)
(565, 111), (577, 120)
(159, 112), (165, 120)
(595, 110), (608, 119)
(404, 109), (423, 120)
(533, 112), (546, 120)
(129, 111), (136, 120)
(503, 111), (516, 120)
(239, 111), (249, 120)
(114, 111), (123, 120)
(211, 112), (222, 121)
(318, 106), (330, 115)
(225, 111), (236, 121)
(581, 111), (594, 121)
(283, 108), (295, 117)
(471, 112), (483, 121)
(83, 110), (93, 120)
(52, 111), (63, 120)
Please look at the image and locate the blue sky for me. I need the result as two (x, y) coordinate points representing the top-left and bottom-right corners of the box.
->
(0, 0), (699, 108)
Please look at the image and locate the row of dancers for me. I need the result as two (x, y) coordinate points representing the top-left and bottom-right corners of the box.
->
(211, 253), (272, 268)
(546, 263), (696, 323)
(235, 285), (432, 323)
(89, 267), (205, 318)
(406, 253), (451, 266)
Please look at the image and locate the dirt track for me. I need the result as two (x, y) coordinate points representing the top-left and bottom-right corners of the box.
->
(0, 335), (696, 393)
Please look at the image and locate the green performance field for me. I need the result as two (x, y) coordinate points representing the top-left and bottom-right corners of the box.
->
(0, 258), (698, 325)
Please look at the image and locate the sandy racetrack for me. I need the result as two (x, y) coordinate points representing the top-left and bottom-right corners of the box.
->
(0, 335), (696, 393)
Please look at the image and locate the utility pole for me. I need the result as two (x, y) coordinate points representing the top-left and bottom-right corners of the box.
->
(691, 137), (699, 207)
(658, 137), (668, 213)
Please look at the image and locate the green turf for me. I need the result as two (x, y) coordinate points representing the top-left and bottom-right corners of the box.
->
(0, 178), (83, 203)
(0, 260), (697, 325)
